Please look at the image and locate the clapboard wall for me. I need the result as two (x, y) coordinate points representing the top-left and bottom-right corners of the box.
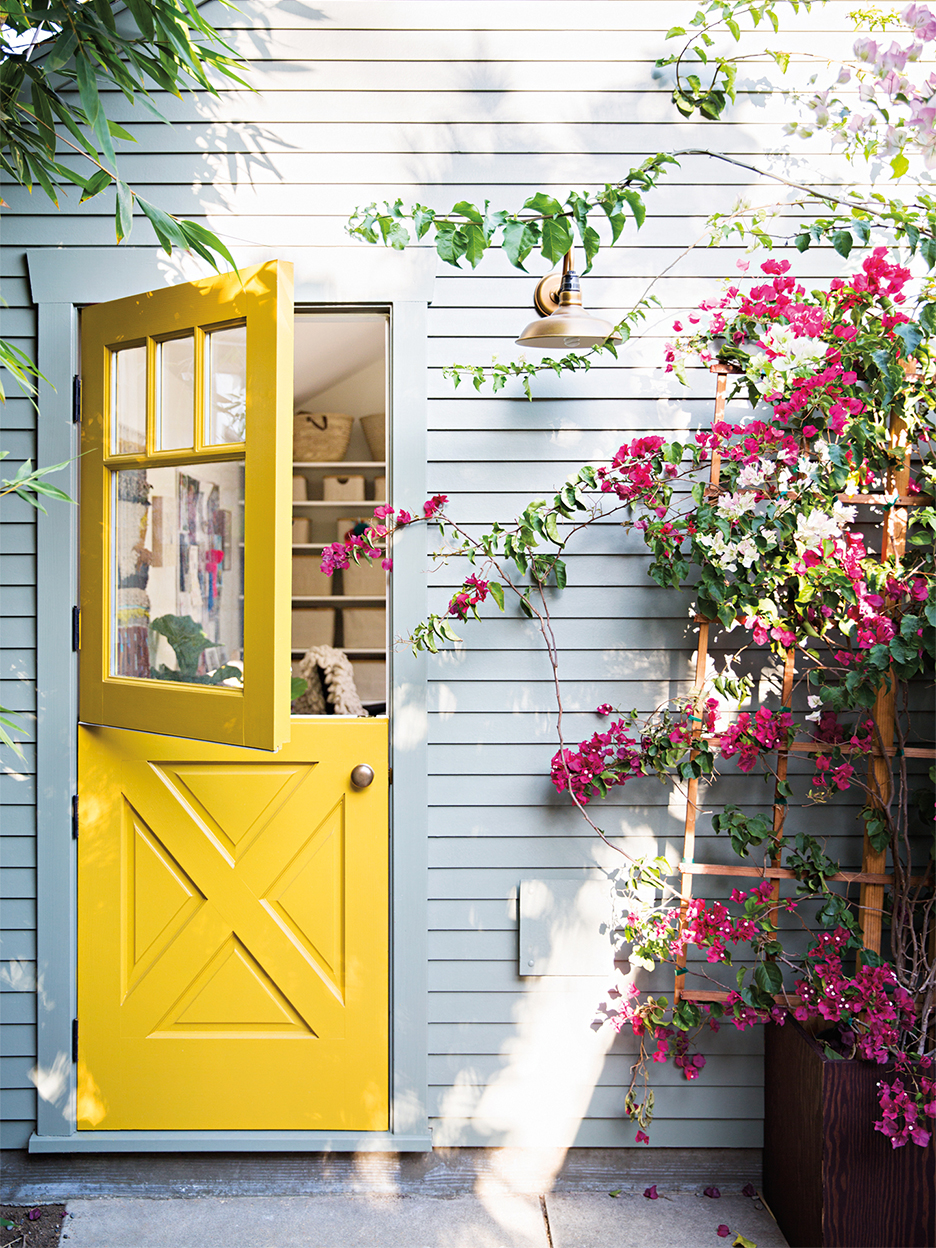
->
(0, 0), (884, 1150)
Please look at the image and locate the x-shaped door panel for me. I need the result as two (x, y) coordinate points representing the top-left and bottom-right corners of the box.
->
(78, 719), (388, 1131)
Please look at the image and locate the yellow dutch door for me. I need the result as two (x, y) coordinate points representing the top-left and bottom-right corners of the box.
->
(76, 264), (389, 1131)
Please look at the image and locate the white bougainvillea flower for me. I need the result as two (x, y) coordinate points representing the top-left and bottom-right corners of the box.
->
(716, 491), (757, 520)
(795, 509), (842, 550)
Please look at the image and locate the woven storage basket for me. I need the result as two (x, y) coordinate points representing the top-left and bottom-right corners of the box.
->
(360, 412), (386, 461)
(343, 607), (386, 649)
(293, 411), (353, 462)
(292, 607), (335, 649)
(292, 555), (331, 597)
(323, 474), (365, 501)
(351, 659), (386, 705)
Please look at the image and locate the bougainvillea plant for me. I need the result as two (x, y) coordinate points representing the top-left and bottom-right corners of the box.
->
(323, 249), (935, 1148)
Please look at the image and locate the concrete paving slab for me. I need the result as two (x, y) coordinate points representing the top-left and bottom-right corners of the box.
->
(545, 1191), (789, 1248)
(60, 1194), (551, 1248)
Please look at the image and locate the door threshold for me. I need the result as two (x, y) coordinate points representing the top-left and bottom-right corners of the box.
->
(29, 1131), (432, 1154)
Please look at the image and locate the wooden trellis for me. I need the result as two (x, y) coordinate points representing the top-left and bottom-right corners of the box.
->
(674, 365), (934, 1005)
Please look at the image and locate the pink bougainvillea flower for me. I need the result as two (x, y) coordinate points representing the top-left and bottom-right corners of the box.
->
(636, 1130), (650, 1144)
(704, 1186), (721, 1198)
(596, 703), (614, 716)
(643, 1185), (660, 1199)
(741, 1183), (757, 1198)
(423, 493), (448, 518)
(717, 1226), (731, 1238)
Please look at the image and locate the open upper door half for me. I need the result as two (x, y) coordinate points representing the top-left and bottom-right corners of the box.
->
(79, 261), (294, 751)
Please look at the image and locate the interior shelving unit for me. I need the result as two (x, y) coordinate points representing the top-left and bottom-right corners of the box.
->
(288, 313), (389, 713)
(291, 453), (388, 710)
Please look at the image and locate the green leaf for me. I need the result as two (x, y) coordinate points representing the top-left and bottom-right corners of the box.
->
(413, 205), (436, 238)
(754, 961), (783, 995)
(522, 192), (563, 217)
(463, 221), (488, 268)
(377, 215), (410, 250)
(577, 223), (601, 273)
(79, 168), (113, 203)
(502, 220), (539, 270)
(114, 179), (133, 242)
(436, 224), (467, 267)
(489, 581), (505, 611)
(176, 219), (238, 272)
(136, 196), (187, 251)
(832, 230), (853, 258)
(540, 215), (574, 263)
(622, 190), (646, 229)
(890, 152), (910, 179)
(124, 0), (157, 39)
(665, 26), (687, 37)
(451, 200), (483, 224)
(106, 119), (136, 144)
(894, 322), (924, 358)
(699, 90), (726, 120)
(30, 81), (57, 158)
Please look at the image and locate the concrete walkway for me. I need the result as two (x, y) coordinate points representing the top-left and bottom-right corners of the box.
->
(58, 1191), (790, 1247)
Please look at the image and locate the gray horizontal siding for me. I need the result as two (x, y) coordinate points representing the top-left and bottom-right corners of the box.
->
(1, 0), (897, 1150)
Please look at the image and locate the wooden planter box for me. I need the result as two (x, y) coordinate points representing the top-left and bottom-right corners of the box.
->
(764, 1019), (935, 1248)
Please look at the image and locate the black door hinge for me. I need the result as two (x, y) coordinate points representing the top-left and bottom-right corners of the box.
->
(388, 767), (393, 785)
(72, 375), (81, 424)
(72, 794), (79, 840)
(72, 1018), (79, 1063)
(72, 606), (80, 652)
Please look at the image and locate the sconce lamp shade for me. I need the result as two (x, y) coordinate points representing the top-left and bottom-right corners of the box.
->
(516, 268), (622, 351)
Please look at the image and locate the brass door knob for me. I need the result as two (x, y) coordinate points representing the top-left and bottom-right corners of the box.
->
(350, 764), (375, 789)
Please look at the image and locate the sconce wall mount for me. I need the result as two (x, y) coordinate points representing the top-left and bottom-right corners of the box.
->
(515, 250), (622, 352)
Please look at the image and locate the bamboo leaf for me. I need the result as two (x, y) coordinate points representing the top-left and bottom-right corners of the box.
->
(79, 168), (112, 203)
(114, 179), (133, 242)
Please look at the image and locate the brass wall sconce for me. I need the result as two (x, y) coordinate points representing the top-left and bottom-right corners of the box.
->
(515, 249), (622, 351)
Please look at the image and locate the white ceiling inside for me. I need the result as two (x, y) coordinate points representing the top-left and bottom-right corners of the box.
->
(293, 317), (386, 411)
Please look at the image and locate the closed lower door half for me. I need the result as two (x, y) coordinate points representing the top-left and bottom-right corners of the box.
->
(76, 716), (389, 1131)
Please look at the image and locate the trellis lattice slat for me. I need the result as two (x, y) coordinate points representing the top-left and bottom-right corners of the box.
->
(673, 365), (935, 1007)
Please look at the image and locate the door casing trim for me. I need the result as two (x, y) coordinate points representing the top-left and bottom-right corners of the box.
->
(26, 247), (432, 1152)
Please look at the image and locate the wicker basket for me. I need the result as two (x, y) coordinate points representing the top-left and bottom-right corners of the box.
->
(293, 412), (353, 462)
(360, 412), (386, 461)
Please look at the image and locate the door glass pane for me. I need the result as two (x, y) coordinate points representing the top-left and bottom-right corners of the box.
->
(113, 345), (146, 454)
(158, 336), (195, 449)
(207, 325), (247, 444)
(111, 462), (245, 685)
